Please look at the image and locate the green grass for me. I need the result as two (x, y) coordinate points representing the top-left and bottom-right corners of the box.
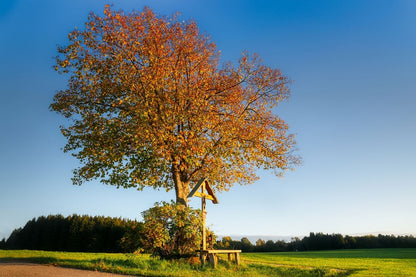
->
(1, 248), (415, 276)
(244, 249), (416, 276)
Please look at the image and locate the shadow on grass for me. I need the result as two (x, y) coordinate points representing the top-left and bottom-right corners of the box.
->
(0, 255), (143, 266)
(0, 256), (60, 264)
(212, 256), (359, 277)
(0, 255), (363, 276)
(245, 263), (359, 277)
(0, 256), (140, 273)
(0, 255), (193, 275)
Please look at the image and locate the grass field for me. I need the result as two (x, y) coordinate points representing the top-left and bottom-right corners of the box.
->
(1, 248), (415, 276)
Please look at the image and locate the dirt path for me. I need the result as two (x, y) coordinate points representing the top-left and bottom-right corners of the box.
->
(0, 262), (136, 277)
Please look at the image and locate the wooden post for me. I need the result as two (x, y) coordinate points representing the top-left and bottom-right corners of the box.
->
(187, 178), (219, 266)
(200, 252), (206, 266)
(235, 252), (240, 265)
(201, 183), (206, 251)
(209, 253), (217, 268)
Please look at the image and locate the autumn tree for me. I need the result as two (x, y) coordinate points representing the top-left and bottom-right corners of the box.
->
(51, 5), (299, 205)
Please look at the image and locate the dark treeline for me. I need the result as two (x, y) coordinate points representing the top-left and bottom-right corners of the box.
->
(2, 217), (416, 253)
(216, 232), (416, 252)
(2, 214), (143, 253)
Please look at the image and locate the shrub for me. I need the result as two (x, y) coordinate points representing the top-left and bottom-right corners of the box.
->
(142, 201), (204, 259)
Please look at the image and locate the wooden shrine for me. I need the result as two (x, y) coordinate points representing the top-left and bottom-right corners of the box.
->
(188, 178), (241, 267)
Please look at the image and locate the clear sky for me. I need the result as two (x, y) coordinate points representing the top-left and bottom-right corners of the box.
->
(1, 0), (415, 241)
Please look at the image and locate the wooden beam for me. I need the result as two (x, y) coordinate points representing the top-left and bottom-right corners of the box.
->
(187, 178), (206, 198)
(192, 191), (215, 201)
(187, 178), (219, 204)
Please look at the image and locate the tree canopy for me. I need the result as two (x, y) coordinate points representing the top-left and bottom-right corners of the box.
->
(51, 5), (299, 205)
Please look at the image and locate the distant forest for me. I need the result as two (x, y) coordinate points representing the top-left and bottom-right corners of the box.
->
(0, 215), (143, 253)
(1, 215), (415, 253)
(217, 232), (416, 252)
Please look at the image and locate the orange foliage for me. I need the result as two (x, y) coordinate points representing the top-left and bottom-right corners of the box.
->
(51, 6), (299, 204)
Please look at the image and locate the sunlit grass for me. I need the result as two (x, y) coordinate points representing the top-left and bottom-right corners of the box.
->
(244, 249), (416, 276)
(1, 248), (415, 276)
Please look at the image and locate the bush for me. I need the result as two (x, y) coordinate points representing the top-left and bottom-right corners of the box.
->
(142, 201), (204, 259)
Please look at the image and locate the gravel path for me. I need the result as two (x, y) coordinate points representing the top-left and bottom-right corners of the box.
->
(0, 262), (136, 277)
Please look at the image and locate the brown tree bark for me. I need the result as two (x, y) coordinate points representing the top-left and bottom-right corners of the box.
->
(171, 161), (190, 206)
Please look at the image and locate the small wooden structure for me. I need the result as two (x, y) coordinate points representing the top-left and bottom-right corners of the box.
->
(188, 178), (241, 268)
(200, 249), (241, 268)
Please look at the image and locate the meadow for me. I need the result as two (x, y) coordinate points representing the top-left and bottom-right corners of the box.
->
(1, 248), (415, 276)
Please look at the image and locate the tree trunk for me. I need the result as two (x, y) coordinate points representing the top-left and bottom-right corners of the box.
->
(175, 180), (189, 206)
(172, 161), (190, 206)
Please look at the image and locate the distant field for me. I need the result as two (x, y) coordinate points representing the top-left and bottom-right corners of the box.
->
(1, 248), (415, 276)
(244, 248), (416, 276)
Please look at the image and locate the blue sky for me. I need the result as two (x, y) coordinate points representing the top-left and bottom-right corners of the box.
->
(1, 0), (415, 241)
